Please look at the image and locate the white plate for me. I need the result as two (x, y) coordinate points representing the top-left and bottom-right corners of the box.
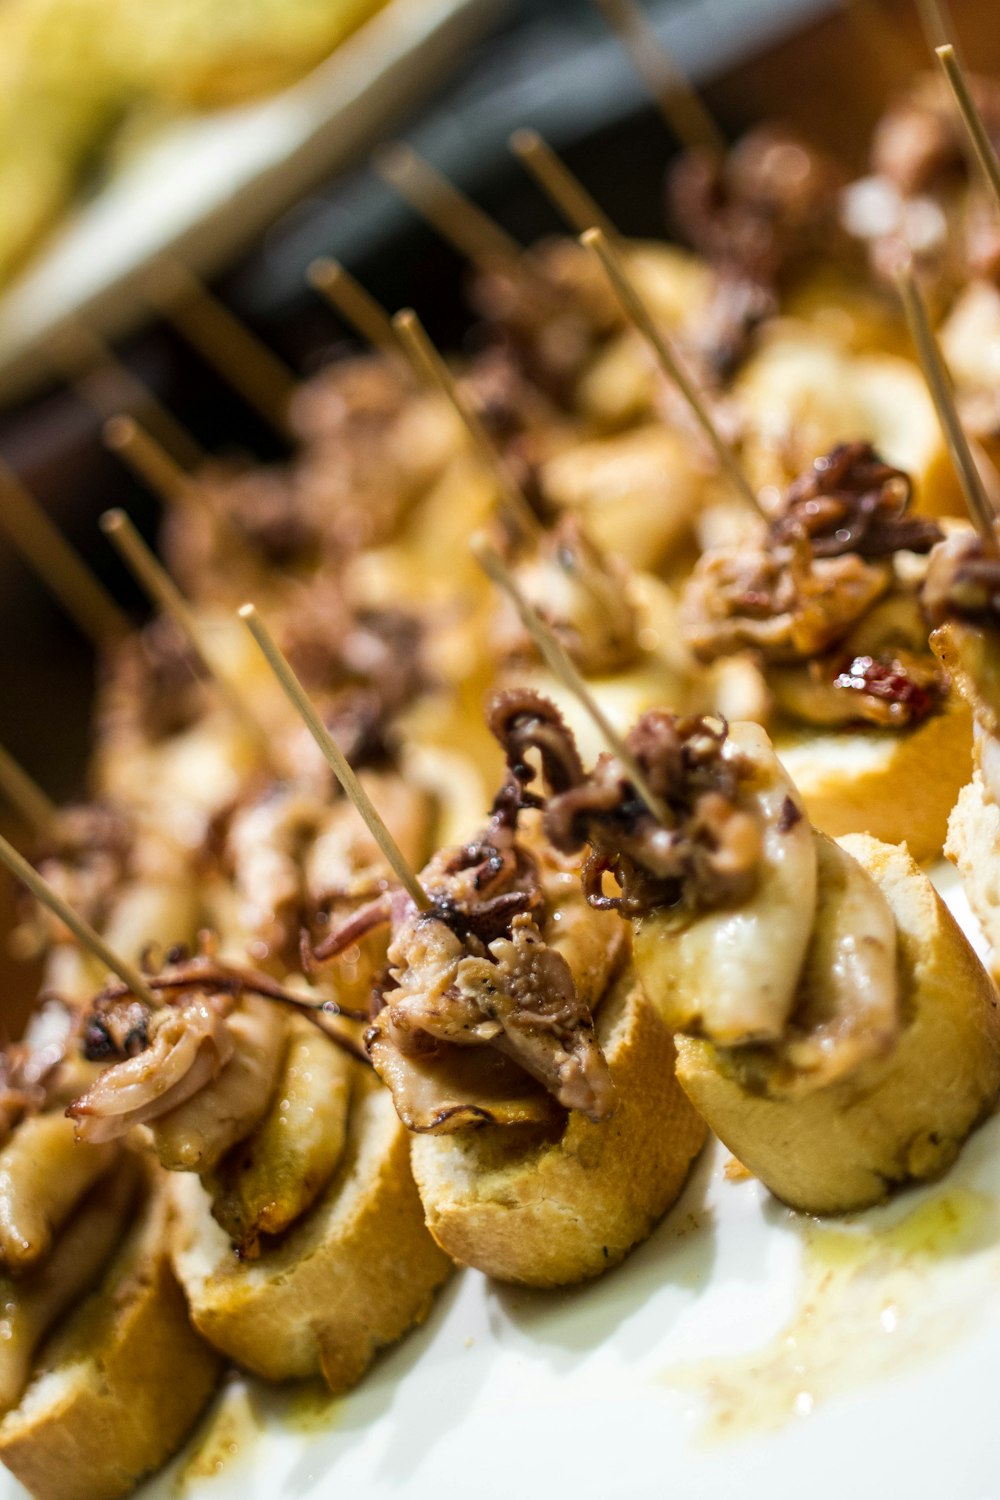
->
(0, 0), (503, 403)
(3, 857), (997, 1500)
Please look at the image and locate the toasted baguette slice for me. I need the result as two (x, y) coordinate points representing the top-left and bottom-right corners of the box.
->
(945, 773), (1000, 968)
(774, 694), (972, 864)
(0, 1180), (222, 1500)
(409, 962), (708, 1288)
(171, 1066), (452, 1393)
(676, 834), (1000, 1215)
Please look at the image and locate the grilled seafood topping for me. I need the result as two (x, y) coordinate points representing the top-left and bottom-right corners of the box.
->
(923, 529), (1000, 628)
(683, 539), (892, 664)
(844, 73), (1000, 289)
(342, 774), (619, 1128)
(490, 690), (763, 918)
(66, 948), (365, 1149)
(683, 446), (945, 724)
(668, 126), (846, 375)
(469, 237), (623, 400)
(768, 443), (942, 560)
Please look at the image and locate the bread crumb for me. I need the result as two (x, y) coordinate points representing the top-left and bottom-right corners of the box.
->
(724, 1155), (753, 1182)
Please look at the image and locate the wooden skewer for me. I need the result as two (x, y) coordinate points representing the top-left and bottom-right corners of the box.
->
(0, 831), (155, 1002)
(391, 308), (541, 543)
(103, 414), (200, 510)
(0, 746), (55, 835)
(0, 460), (127, 648)
(374, 142), (523, 271)
(509, 128), (621, 243)
(238, 603), (431, 911)
(591, 0), (725, 154)
(582, 227), (762, 513)
(472, 535), (670, 825)
(46, 321), (205, 470)
(895, 263), (997, 550)
(307, 257), (403, 365)
(937, 44), (1000, 212)
(104, 414), (272, 565)
(146, 257), (296, 439)
(100, 509), (269, 748)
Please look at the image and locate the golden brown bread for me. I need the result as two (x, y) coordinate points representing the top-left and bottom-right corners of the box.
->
(0, 1179), (222, 1500)
(675, 834), (1000, 1214)
(170, 1063), (453, 1392)
(774, 693), (973, 864)
(409, 960), (708, 1288)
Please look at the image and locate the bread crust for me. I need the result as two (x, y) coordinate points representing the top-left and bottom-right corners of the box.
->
(171, 1066), (453, 1392)
(409, 961), (708, 1288)
(945, 772), (1000, 970)
(675, 834), (1000, 1214)
(0, 1182), (222, 1500)
(774, 693), (973, 864)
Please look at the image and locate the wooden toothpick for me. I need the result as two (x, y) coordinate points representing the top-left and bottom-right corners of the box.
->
(937, 44), (1000, 212)
(391, 308), (541, 543)
(0, 460), (127, 648)
(472, 534), (671, 826)
(896, 262), (997, 550)
(103, 414), (199, 511)
(0, 831), (155, 1002)
(0, 746), (55, 835)
(509, 128), (621, 243)
(374, 143), (523, 271)
(100, 509), (269, 749)
(238, 604), (431, 911)
(592, 0), (725, 154)
(146, 257), (296, 439)
(582, 227), (761, 512)
(46, 321), (205, 470)
(307, 257), (404, 366)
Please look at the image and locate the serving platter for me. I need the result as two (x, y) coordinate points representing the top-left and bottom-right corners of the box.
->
(3, 2), (1000, 1497)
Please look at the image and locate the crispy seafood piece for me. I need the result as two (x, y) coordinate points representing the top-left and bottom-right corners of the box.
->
(0, 1175), (222, 1500)
(682, 444), (970, 858)
(0, 1114), (117, 1274)
(210, 764), (433, 976)
(498, 697), (816, 1046)
(206, 1015), (353, 1256)
(170, 1066), (452, 1390)
(495, 694), (1000, 1212)
(842, 72), (1000, 298)
(147, 996), (286, 1173)
(18, 800), (200, 1000)
(667, 124), (848, 383)
(363, 783), (623, 1134)
(69, 963), (288, 1174)
(0, 1165), (138, 1415)
(677, 836), (1000, 1212)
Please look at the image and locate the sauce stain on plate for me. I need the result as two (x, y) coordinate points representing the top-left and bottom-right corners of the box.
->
(175, 1381), (258, 1489)
(662, 1187), (1000, 1439)
(270, 1377), (344, 1435)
